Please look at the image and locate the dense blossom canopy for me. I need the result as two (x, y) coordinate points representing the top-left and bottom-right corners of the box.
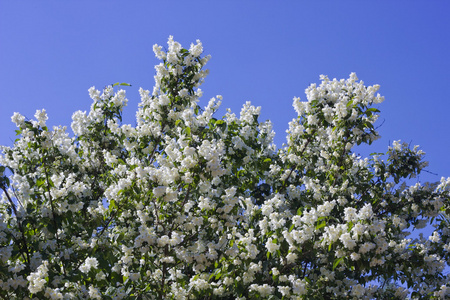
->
(0, 37), (449, 299)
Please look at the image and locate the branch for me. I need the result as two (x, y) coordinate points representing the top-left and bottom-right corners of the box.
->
(170, 184), (191, 233)
(281, 136), (313, 192)
(160, 244), (168, 300)
(1, 187), (31, 266)
(42, 150), (63, 264)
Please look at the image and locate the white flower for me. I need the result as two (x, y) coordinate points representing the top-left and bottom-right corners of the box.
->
(344, 207), (358, 223)
(359, 242), (376, 254)
(340, 233), (356, 250)
(429, 231), (441, 243)
(435, 285), (449, 298)
(153, 44), (166, 60)
(189, 40), (203, 57)
(44, 287), (63, 300)
(261, 203), (273, 216)
(34, 109), (48, 127)
(89, 285), (102, 299)
(286, 252), (297, 263)
(159, 94), (170, 106)
(278, 285), (291, 297)
(79, 257), (98, 273)
(249, 283), (274, 297)
(351, 284), (365, 297)
(266, 237), (280, 253)
(11, 112), (25, 127)
(88, 86), (100, 101)
(358, 203), (373, 220)
(27, 260), (49, 294)
(350, 252), (361, 261)
(157, 235), (170, 247)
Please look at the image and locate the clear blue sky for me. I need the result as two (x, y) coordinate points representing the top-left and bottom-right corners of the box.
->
(1, 1), (449, 183)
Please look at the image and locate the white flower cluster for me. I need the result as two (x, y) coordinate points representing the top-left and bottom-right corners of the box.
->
(27, 260), (48, 294)
(0, 37), (449, 299)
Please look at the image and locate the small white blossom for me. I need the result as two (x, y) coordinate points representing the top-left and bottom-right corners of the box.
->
(79, 257), (98, 274)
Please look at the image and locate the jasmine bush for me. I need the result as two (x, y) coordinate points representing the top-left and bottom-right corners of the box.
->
(1, 37), (449, 299)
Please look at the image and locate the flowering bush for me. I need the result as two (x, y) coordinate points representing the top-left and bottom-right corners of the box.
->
(0, 36), (449, 299)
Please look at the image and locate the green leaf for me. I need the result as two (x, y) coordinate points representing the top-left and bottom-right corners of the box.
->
(332, 257), (344, 270)
(47, 223), (57, 234)
(36, 178), (46, 187)
(112, 82), (132, 87)
(289, 224), (295, 232)
(237, 170), (246, 178)
(209, 117), (217, 126)
(215, 119), (227, 131)
(109, 199), (117, 211)
(346, 100), (354, 108)
(347, 221), (354, 232)
(315, 220), (326, 230)
(310, 100), (319, 107)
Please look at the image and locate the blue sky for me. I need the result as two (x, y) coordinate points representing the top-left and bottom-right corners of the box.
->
(1, 1), (449, 183)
